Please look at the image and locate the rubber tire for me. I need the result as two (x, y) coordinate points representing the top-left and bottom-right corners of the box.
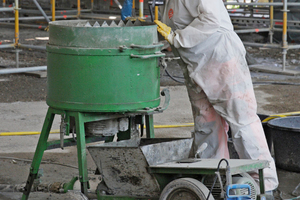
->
(159, 178), (214, 200)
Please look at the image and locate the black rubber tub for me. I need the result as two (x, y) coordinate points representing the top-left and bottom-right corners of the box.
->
(258, 114), (273, 152)
(268, 116), (300, 172)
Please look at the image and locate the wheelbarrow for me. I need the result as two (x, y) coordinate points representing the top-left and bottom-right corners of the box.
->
(87, 138), (270, 200)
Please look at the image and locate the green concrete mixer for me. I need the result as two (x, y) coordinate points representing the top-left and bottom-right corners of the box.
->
(21, 19), (169, 200)
(46, 20), (165, 112)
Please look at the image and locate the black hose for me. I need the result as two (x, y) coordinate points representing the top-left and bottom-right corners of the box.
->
(253, 81), (300, 86)
(206, 158), (229, 200)
(163, 68), (185, 84)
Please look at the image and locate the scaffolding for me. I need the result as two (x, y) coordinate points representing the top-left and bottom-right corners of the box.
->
(0, 0), (126, 74)
(0, 0), (74, 74)
(225, 0), (300, 72)
(1, 0), (300, 73)
(0, 0), (152, 74)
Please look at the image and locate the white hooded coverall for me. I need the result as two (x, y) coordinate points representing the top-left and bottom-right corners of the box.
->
(161, 0), (278, 191)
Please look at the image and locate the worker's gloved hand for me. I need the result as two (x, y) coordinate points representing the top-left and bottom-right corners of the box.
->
(154, 20), (175, 45)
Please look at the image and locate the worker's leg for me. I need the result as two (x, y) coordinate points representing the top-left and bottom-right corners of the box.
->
(230, 115), (278, 191)
(189, 57), (279, 191)
(187, 86), (229, 159)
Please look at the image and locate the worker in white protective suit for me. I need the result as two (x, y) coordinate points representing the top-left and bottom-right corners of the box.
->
(155, 0), (279, 192)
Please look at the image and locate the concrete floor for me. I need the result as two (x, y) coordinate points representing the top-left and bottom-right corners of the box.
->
(0, 85), (300, 199)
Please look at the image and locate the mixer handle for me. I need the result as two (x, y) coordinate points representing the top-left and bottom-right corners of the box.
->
(135, 88), (170, 114)
(158, 88), (170, 112)
(130, 53), (165, 59)
(130, 43), (164, 49)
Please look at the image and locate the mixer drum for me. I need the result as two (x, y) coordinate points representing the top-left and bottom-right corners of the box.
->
(46, 20), (163, 112)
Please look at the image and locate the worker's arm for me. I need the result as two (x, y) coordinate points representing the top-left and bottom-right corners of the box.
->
(173, 0), (223, 48)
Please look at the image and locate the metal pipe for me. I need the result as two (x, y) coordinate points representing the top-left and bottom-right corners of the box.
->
(257, 27), (300, 33)
(243, 42), (281, 49)
(282, 0), (288, 71)
(51, 0), (55, 21)
(14, 0), (19, 46)
(15, 49), (21, 68)
(32, 0), (50, 23)
(19, 9), (81, 14)
(282, 49), (287, 71)
(287, 44), (300, 49)
(250, 0), (254, 18)
(0, 22), (47, 29)
(0, 43), (15, 49)
(113, 0), (122, 9)
(79, 13), (121, 20)
(269, 0), (274, 43)
(0, 7), (13, 11)
(0, 66), (47, 75)
(19, 44), (46, 50)
(91, 0), (93, 11)
(0, 15), (77, 21)
(235, 28), (270, 33)
(139, 0), (143, 18)
(224, 2), (300, 6)
(3, 0), (5, 7)
(215, 17), (300, 27)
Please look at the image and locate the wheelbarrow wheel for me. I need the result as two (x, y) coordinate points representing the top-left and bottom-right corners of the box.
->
(159, 178), (214, 200)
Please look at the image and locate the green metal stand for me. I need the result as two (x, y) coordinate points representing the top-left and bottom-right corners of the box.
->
(21, 107), (157, 200)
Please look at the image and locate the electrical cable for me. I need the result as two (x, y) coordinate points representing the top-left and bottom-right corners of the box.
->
(206, 158), (229, 200)
(0, 156), (94, 172)
(163, 74), (184, 79)
(164, 68), (185, 84)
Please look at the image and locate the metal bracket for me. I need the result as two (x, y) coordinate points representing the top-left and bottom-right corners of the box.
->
(134, 88), (170, 114)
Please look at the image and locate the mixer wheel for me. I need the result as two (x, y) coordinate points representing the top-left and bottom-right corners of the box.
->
(159, 178), (214, 200)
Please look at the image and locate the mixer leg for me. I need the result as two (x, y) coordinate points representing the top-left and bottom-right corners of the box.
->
(259, 169), (265, 194)
(145, 115), (155, 138)
(21, 108), (55, 200)
(74, 112), (89, 195)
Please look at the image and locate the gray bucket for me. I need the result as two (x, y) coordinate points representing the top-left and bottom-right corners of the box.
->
(268, 116), (300, 172)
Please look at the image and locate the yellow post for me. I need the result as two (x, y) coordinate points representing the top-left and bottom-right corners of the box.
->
(269, 0), (274, 43)
(154, 5), (158, 20)
(132, 0), (135, 16)
(78, 0), (81, 16)
(282, 0), (288, 71)
(51, 0), (55, 21)
(14, 0), (19, 46)
(282, 4), (287, 47)
(3, 0), (5, 7)
(139, 0), (143, 18)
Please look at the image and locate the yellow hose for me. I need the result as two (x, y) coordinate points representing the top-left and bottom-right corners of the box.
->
(262, 111), (300, 123)
(0, 123), (195, 136)
(4, 111), (300, 136)
(148, 123), (194, 129)
(0, 130), (60, 136)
